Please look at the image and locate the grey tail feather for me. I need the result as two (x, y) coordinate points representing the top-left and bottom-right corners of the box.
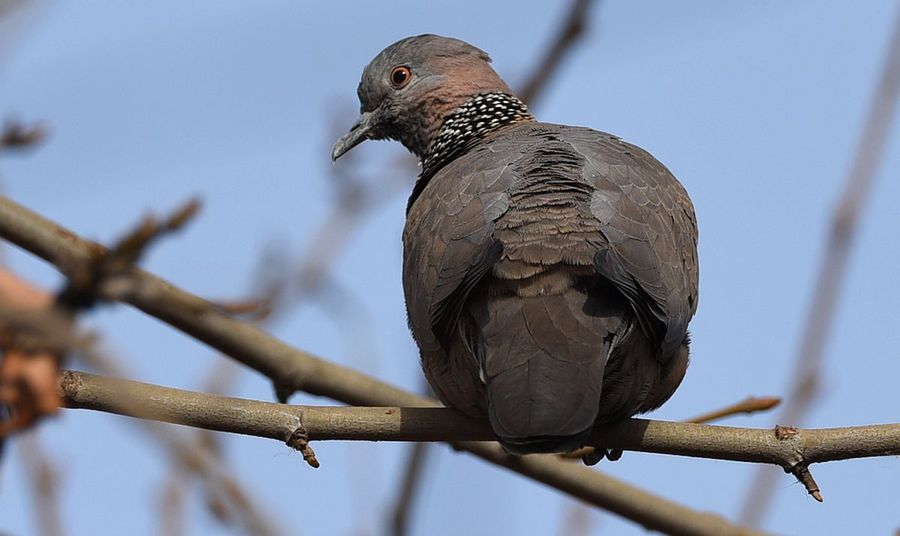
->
(471, 286), (623, 454)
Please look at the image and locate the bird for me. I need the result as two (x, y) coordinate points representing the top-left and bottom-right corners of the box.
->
(332, 34), (699, 456)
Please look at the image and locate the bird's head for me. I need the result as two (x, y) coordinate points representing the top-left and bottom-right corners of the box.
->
(331, 34), (514, 162)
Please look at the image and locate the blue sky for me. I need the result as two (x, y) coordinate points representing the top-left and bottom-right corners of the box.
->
(1, 1), (898, 535)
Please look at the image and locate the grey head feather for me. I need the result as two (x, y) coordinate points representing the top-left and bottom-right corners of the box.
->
(332, 34), (512, 161)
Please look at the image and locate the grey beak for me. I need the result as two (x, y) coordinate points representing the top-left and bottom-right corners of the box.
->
(331, 111), (376, 161)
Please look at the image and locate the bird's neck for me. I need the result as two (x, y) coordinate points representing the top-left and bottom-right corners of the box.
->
(420, 92), (534, 179)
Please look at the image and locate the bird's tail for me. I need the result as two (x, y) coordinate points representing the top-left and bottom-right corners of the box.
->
(469, 285), (624, 454)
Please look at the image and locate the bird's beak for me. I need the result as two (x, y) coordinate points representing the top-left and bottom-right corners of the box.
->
(331, 111), (376, 161)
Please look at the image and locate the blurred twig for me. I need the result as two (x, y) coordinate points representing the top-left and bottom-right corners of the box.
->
(56, 197), (200, 311)
(0, 119), (47, 152)
(158, 358), (245, 534)
(739, 7), (900, 526)
(159, 474), (186, 536)
(517, 0), (597, 106)
(558, 502), (595, 536)
(0, 1), (48, 62)
(685, 397), (782, 425)
(389, 442), (430, 536)
(17, 430), (62, 536)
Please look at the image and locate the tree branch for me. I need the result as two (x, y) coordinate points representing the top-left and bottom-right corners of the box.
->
(1, 195), (762, 535)
(61, 370), (900, 479)
(561, 394), (782, 462)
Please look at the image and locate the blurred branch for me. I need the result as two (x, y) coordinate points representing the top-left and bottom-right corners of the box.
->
(0, 264), (278, 535)
(158, 358), (246, 533)
(389, 442), (430, 536)
(159, 474), (186, 536)
(78, 349), (280, 536)
(0, 1), (48, 60)
(2, 196), (763, 535)
(193, 360), (250, 529)
(739, 7), (900, 525)
(17, 431), (62, 536)
(62, 371), (900, 502)
(517, 0), (597, 106)
(55, 197), (200, 311)
(0, 199), (199, 438)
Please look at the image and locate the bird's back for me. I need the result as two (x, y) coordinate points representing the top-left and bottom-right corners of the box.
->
(403, 121), (698, 453)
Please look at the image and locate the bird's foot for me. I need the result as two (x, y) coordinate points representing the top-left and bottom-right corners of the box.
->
(581, 447), (623, 466)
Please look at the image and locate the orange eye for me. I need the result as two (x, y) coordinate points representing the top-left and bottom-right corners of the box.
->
(390, 66), (412, 89)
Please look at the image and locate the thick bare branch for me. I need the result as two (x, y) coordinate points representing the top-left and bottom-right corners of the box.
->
(61, 371), (900, 476)
(563, 395), (782, 461)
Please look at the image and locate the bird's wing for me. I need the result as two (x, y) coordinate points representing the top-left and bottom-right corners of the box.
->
(402, 159), (516, 351)
(569, 127), (699, 358)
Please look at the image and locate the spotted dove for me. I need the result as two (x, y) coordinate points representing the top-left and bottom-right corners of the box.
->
(332, 35), (699, 455)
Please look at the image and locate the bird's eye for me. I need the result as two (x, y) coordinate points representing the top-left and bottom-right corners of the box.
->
(390, 66), (412, 89)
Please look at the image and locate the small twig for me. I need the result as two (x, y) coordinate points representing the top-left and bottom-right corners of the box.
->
(686, 396), (782, 424)
(208, 298), (273, 320)
(789, 464), (822, 503)
(772, 425), (822, 502)
(286, 420), (319, 468)
(57, 197), (201, 310)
